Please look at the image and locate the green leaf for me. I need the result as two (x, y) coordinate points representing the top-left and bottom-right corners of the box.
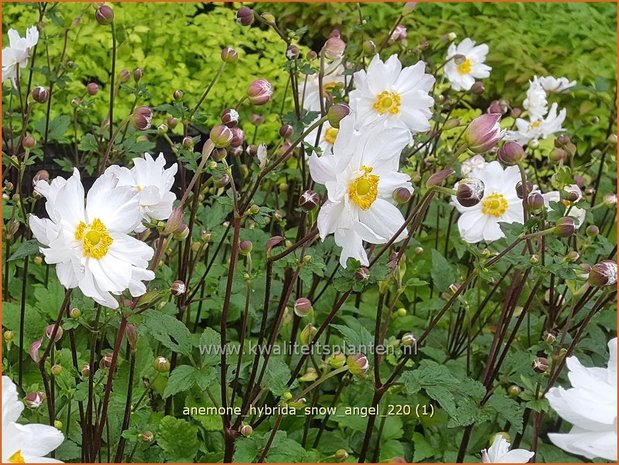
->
(142, 310), (192, 356)
(163, 365), (196, 399)
(8, 240), (41, 261)
(486, 393), (526, 433)
(196, 327), (221, 366)
(262, 357), (294, 396)
(431, 249), (456, 292)
(156, 416), (200, 462)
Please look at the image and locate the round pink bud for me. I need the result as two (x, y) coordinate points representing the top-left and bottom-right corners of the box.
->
(230, 127), (245, 147)
(212, 147), (227, 162)
(526, 192), (545, 211)
(133, 67), (144, 82)
(294, 298), (313, 317)
(81, 363), (91, 377)
(586, 225), (599, 237)
(95, 5), (114, 25)
(132, 106), (153, 131)
(588, 260), (617, 287)
(554, 217), (576, 237)
(323, 36), (346, 60)
(247, 79), (273, 106)
(392, 187), (412, 204)
(210, 124), (233, 148)
(250, 114), (265, 125)
(221, 47), (239, 64)
(498, 142), (525, 166)
(236, 6), (254, 26)
(327, 103), (350, 129)
(470, 81), (485, 95)
(221, 108), (240, 127)
(100, 353), (113, 369)
(355, 267), (370, 282)
(239, 240), (253, 256)
(31, 86), (49, 103)
(515, 180), (533, 199)
(166, 117), (178, 129)
(306, 50), (318, 60)
(24, 391), (46, 409)
(456, 178), (485, 207)
(33, 170), (49, 185)
(532, 356), (549, 374)
(346, 353), (369, 376)
(173, 89), (184, 101)
(22, 135), (36, 150)
(86, 82), (99, 95)
(171, 280), (186, 296)
(118, 69), (131, 83)
(45, 324), (63, 342)
(279, 124), (294, 139)
(299, 190), (320, 211)
(286, 45), (299, 60)
(463, 113), (503, 153)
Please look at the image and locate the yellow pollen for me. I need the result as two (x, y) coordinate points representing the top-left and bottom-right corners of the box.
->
(481, 193), (509, 218)
(8, 451), (25, 463)
(372, 91), (401, 115)
(457, 57), (472, 75)
(137, 184), (143, 192)
(324, 127), (339, 145)
(348, 166), (379, 210)
(75, 218), (113, 260)
(529, 120), (542, 130)
(323, 82), (337, 93)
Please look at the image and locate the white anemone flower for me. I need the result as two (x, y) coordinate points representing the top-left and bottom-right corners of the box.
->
(460, 154), (486, 176)
(539, 75), (576, 93)
(444, 38), (491, 91)
(507, 103), (566, 146)
(541, 191), (586, 228)
(349, 54), (435, 133)
(523, 77), (548, 120)
(481, 435), (534, 463)
(2, 26), (39, 85)
(546, 338), (617, 461)
(300, 58), (346, 112)
(3, 376), (64, 463)
(29, 168), (155, 309)
(105, 153), (178, 232)
(453, 161), (524, 243)
(309, 115), (412, 267)
(305, 119), (339, 155)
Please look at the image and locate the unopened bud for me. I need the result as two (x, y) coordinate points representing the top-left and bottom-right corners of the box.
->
(335, 449), (349, 461)
(279, 124), (294, 139)
(240, 424), (253, 437)
(507, 385), (521, 398)
(32, 86), (49, 103)
(210, 125), (233, 148)
(532, 356), (549, 374)
(299, 190), (320, 211)
(300, 324), (317, 345)
(554, 217), (576, 237)
(564, 251), (580, 263)
(346, 353), (369, 376)
(45, 324), (63, 342)
(221, 47), (239, 64)
(247, 79), (273, 105)
(323, 36), (346, 60)
(327, 103), (350, 129)
(22, 135), (36, 150)
(393, 187), (412, 204)
(526, 192), (545, 211)
(140, 431), (154, 443)
(588, 260), (617, 287)
(549, 148), (566, 163)
(286, 45), (300, 60)
(171, 280), (186, 296)
(470, 81), (485, 95)
(95, 5), (114, 25)
(221, 108), (239, 128)
(153, 356), (170, 372)
(24, 391), (46, 409)
(355, 266), (370, 282)
(426, 169), (455, 188)
(515, 180), (533, 199)
(132, 106), (153, 131)
(498, 142), (525, 166)
(239, 240), (253, 256)
(99, 353), (113, 369)
(456, 178), (484, 207)
(230, 127), (245, 147)
(236, 7), (254, 26)
(173, 89), (184, 101)
(86, 82), (99, 95)
(118, 69), (131, 83)
(294, 298), (313, 317)
(586, 225), (599, 237)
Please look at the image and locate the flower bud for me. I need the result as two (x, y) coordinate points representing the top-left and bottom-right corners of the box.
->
(363, 40), (376, 55)
(221, 47), (239, 64)
(588, 260), (617, 287)
(323, 36), (346, 60)
(130, 67), (143, 82)
(247, 79), (273, 105)
(236, 6), (254, 26)
(230, 127), (245, 147)
(388, 24), (407, 44)
(240, 424), (253, 437)
(211, 147), (226, 162)
(456, 178), (484, 207)
(300, 324), (317, 345)
(118, 69), (131, 83)
(487, 100), (508, 115)
(470, 81), (485, 95)
(554, 134), (571, 147)
(125, 323), (138, 350)
(24, 391), (45, 409)
(86, 82), (99, 95)
(294, 298), (313, 317)
(401, 333), (416, 346)
(71, 97), (82, 108)
(173, 224), (189, 241)
(586, 225), (599, 237)
(171, 280), (186, 296)
(166, 117), (178, 129)
(32, 86), (49, 103)
(426, 168), (455, 188)
(515, 180), (533, 199)
(392, 187), (412, 204)
(132, 106), (152, 131)
(526, 192), (545, 211)
(95, 5), (114, 25)
(564, 251), (580, 263)
(266, 236), (285, 256)
(603, 193), (617, 207)
(157, 124), (168, 135)
(549, 148), (566, 163)
(507, 385), (521, 398)
(29, 339), (42, 363)
(532, 356), (549, 374)
(335, 449), (349, 461)
(140, 431), (154, 443)
(498, 141), (525, 165)
(464, 113), (503, 153)
(221, 108), (239, 128)
(81, 363), (91, 377)
(328, 352), (347, 368)
(554, 217), (576, 237)
(286, 45), (300, 60)
(299, 190), (320, 211)
(299, 367), (319, 382)
(22, 135), (36, 150)
(327, 103), (351, 129)
(210, 124), (233, 148)
(45, 324), (63, 342)
(563, 184), (582, 202)
(279, 124), (294, 139)
(153, 356), (170, 373)
(173, 89), (184, 101)
(100, 353), (113, 369)
(346, 353), (369, 376)
(239, 240), (253, 256)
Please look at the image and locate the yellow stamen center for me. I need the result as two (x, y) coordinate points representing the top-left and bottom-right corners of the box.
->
(529, 120), (542, 130)
(75, 218), (113, 259)
(372, 91), (401, 115)
(481, 193), (509, 218)
(348, 166), (379, 210)
(323, 82), (337, 93)
(457, 57), (472, 75)
(324, 127), (339, 145)
(8, 451), (25, 463)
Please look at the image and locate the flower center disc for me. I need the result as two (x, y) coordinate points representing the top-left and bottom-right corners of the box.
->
(457, 57), (472, 75)
(529, 120), (542, 130)
(75, 218), (113, 259)
(373, 91), (401, 115)
(481, 193), (509, 217)
(348, 166), (379, 210)
(324, 127), (339, 145)
(8, 451), (25, 463)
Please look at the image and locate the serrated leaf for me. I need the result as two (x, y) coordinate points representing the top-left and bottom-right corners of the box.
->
(163, 365), (196, 399)
(142, 310), (192, 356)
(156, 416), (200, 462)
(8, 240), (41, 261)
(431, 249), (456, 292)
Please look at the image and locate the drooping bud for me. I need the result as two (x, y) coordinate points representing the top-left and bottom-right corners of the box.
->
(588, 260), (617, 287)
(86, 82), (99, 95)
(266, 236), (285, 256)
(95, 5), (114, 25)
(293, 298), (313, 317)
(238, 240), (253, 256)
(463, 113), (503, 153)
(125, 323), (138, 350)
(554, 217), (576, 237)
(45, 324), (63, 342)
(170, 280), (186, 296)
(99, 353), (113, 369)
(29, 339), (42, 363)
(236, 6), (254, 26)
(153, 356), (171, 373)
(426, 168), (455, 188)
(81, 363), (91, 377)
(498, 141), (525, 165)
(247, 79), (273, 106)
(456, 178), (484, 207)
(532, 356), (549, 374)
(132, 106), (153, 131)
(210, 125), (233, 148)
(32, 86), (49, 103)
(346, 353), (369, 376)
(526, 192), (545, 211)
(221, 47), (239, 64)
(327, 103), (350, 129)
